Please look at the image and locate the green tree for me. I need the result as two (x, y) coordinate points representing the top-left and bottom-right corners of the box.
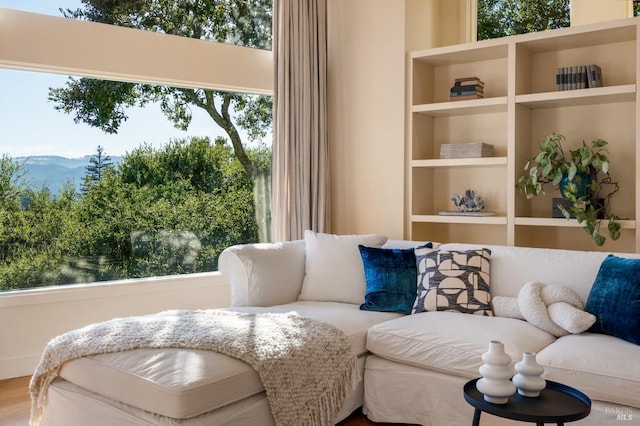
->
(81, 145), (114, 194)
(0, 156), (80, 290)
(72, 137), (261, 279)
(0, 137), (270, 289)
(0, 155), (28, 272)
(477, 0), (570, 40)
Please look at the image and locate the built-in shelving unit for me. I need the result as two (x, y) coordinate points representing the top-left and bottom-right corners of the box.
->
(408, 17), (640, 252)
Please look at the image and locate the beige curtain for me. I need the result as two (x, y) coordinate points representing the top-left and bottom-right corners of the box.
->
(272, 0), (330, 242)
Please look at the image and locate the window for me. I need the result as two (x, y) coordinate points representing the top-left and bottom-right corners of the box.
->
(0, 3), (273, 291)
(477, 0), (570, 41)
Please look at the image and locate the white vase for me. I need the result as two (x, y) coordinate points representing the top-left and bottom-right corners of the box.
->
(476, 340), (516, 404)
(512, 352), (546, 397)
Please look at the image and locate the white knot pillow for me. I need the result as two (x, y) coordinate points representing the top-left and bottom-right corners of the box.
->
(494, 281), (596, 337)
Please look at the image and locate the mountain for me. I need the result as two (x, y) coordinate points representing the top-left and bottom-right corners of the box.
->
(15, 155), (123, 195)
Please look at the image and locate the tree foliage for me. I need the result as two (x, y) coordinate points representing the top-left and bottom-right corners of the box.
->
(81, 145), (114, 194)
(50, 0), (273, 180)
(0, 138), (268, 290)
(477, 0), (570, 40)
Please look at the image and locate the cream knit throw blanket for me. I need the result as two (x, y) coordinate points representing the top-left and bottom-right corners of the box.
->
(29, 310), (357, 426)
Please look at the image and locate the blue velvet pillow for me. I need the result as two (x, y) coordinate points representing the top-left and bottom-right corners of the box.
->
(359, 243), (433, 314)
(585, 254), (640, 345)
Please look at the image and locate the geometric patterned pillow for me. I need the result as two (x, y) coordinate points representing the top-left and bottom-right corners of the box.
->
(411, 248), (493, 316)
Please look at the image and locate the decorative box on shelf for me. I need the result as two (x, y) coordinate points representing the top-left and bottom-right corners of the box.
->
(440, 142), (494, 159)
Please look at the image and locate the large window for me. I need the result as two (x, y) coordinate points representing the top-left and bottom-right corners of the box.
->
(0, 2), (273, 291)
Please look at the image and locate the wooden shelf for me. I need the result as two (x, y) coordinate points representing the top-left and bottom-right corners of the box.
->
(412, 214), (508, 225)
(516, 84), (636, 109)
(514, 217), (636, 229)
(412, 41), (508, 66)
(515, 22), (636, 53)
(412, 97), (508, 117)
(412, 157), (507, 168)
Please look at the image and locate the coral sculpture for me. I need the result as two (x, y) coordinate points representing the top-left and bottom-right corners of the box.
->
(452, 189), (485, 212)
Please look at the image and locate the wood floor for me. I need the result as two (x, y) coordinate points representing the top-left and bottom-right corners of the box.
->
(0, 376), (409, 426)
(0, 376), (31, 426)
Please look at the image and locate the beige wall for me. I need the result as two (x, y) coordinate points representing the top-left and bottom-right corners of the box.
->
(328, 0), (470, 239)
(570, 0), (632, 26)
(327, 0), (406, 238)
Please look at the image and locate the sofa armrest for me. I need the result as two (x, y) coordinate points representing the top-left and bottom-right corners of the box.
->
(218, 240), (306, 307)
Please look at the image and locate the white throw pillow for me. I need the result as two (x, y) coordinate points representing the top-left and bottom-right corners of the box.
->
(298, 230), (388, 304)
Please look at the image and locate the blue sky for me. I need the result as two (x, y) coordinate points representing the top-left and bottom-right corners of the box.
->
(0, 1), (236, 158)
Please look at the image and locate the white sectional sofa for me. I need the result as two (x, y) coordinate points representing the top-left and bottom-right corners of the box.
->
(34, 233), (640, 426)
(219, 236), (640, 425)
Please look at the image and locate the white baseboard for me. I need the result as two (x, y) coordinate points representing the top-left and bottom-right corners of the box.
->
(0, 355), (40, 380)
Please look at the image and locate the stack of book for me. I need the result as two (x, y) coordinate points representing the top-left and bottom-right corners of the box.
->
(440, 142), (494, 159)
(556, 64), (602, 90)
(449, 77), (484, 101)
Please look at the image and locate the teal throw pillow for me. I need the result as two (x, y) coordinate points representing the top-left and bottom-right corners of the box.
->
(586, 254), (640, 345)
(359, 243), (433, 314)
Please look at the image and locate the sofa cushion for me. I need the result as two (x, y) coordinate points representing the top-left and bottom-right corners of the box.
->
(586, 254), (640, 345)
(59, 347), (262, 420)
(59, 302), (402, 419)
(536, 333), (640, 408)
(298, 231), (388, 304)
(412, 248), (493, 316)
(219, 240), (306, 307)
(359, 243), (433, 314)
(366, 311), (555, 379)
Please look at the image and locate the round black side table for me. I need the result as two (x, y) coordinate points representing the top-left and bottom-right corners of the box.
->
(463, 378), (591, 426)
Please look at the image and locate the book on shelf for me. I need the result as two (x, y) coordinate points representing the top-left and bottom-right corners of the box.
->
(450, 85), (484, 94)
(454, 76), (481, 83)
(453, 80), (484, 88)
(449, 94), (484, 101)
(438, 211), (496, 217)
(556, 67), (563, 90)
(450, 90), (482, 97)
(451, 77), (485, 100)
(587, 64), (603, 88)
(556, 64), (601, 90)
